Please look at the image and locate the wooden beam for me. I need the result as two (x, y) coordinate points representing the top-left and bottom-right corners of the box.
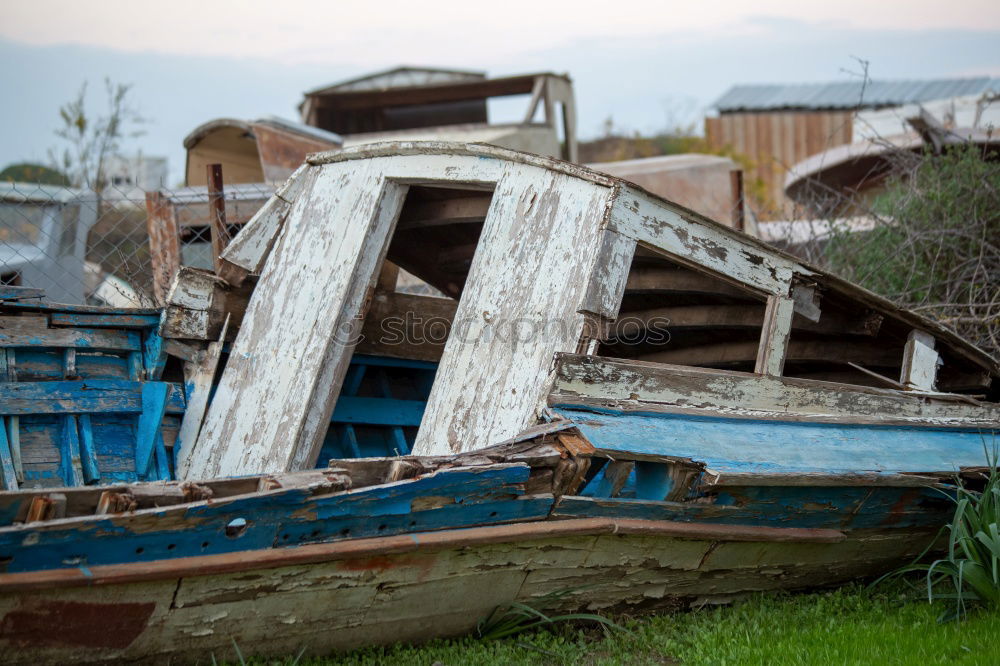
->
(522, 76), (545, 124)
(639, 338), (901, 369)
(624, 266), (757, 299)
(396, 195), (492, 230)
(549, 354), (1000, 428)
(618, 304), (877, 336)
(755, 295), (794, 376)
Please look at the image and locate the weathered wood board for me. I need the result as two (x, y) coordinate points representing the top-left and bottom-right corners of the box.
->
(550, 354), (1000, 428)
(186, 162), (408, 478)
(412, 165), (615, 455)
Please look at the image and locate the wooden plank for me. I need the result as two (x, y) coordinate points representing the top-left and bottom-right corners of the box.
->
(0, 465), (535, 572)
(0, 421), (17, 491)
(413, 164), (614, 456)
(146, 190), (181, 305)
(0, 286), (44, 301)
(0, 380), (186, 416)
(59, 416), (85, 487)
(135, 383), (171, 480)
(143, 331), (166, 380)
(50, 312), (161, 329)
(0, 316), (48, 331)
(77, 414), (100, 485)
(755, 295), (794, 376)
(0, 301), (160, 316)
(0, 516), (846, 593)
(174, 320), (229, 479)
(618, 304), (876, 336)
(0, 329), (140, 352)
(609, 184), (802, 296)
(555, 406), (1000, 477)
(330, 397), (425, 427)
(901, 330), (938, 391)
(62, 348), (76, 378)
(578, 230), (635, 319)
(624, 265), (758, 298)
(188, 164), (409, 478)
(549, 354), (1000, 428)
(217, 165), (309, 287)
(639, 339), (901, 368)
(6, 416), (22, 483)
(396, 194), (492, 229)
(355, 292), (457, 362)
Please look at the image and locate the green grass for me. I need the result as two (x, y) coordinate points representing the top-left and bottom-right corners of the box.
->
(234, 583), (1000, 665)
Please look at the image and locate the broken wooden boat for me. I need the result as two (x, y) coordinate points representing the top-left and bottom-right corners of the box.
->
(1, 142), (998, 664)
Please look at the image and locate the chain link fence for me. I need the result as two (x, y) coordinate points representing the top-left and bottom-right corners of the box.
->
(0, 181), (275, 307)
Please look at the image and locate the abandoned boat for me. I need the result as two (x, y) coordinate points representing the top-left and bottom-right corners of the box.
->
(0, 142), (998, 664)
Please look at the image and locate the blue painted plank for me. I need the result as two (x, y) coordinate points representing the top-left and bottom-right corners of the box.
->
(0, 328), (141, 352)
(0, 286), (44, 301)
(135, 383), (170, 480)
(153, 432), (171, 481)
(0, 301), (160, 315)
(0, 380), (186, 415)
(77, 414), (100, 485)
(555, 406), (1000, 475)
(12, 350), (129, 381)
(0, 421), (17, 491)
(4, 416), (21, 484)
(330, 397), (425, 426)
(278, 496), (553, 546)
(143, 331), (166, 380)
(59, 416), (85, 487)
(49, 312), (161, 329)
(0, 465), (534, 573)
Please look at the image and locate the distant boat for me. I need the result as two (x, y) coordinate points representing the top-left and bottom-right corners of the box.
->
(1, 142), (997, 664)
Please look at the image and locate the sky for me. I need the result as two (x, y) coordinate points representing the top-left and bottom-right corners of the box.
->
(2, 0), (999, 185)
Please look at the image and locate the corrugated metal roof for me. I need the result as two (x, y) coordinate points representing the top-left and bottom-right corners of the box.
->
(713, 77), (999, 112)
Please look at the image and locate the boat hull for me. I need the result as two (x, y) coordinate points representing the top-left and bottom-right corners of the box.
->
(0, 518), (934, 664)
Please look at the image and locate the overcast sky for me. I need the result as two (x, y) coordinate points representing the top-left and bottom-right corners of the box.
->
(2, 0), (999, 184)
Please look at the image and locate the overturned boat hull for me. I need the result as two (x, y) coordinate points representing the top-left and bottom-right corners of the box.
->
(0, 517), (932, 664)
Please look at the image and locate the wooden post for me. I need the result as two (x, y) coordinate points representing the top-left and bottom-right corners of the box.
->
(730, 169), (745, 232)
(144, 191), (181, 305)
(207, 164), (230, 273)
(755, 295), (794, 376)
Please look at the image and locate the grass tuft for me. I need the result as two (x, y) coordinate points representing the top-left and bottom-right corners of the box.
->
(879, 442), (1000, 621)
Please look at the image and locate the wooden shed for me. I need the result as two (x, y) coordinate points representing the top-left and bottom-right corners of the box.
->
(704, 77), (998, 219)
